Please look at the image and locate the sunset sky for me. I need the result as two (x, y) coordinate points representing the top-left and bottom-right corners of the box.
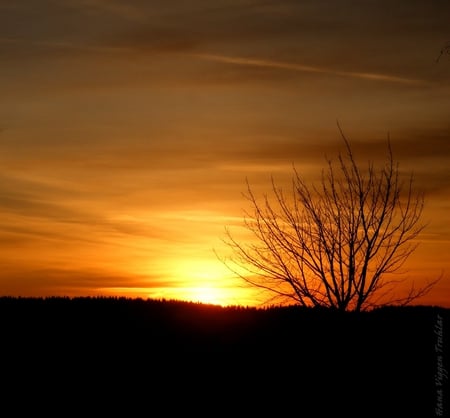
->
(1, 0), (449, 307)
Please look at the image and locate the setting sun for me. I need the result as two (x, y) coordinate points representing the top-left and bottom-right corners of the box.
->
(0, 0), (448, 309)
(167, 258), (239, 306)
(1, 2), (448, 415)
(186, 286), (224, 305)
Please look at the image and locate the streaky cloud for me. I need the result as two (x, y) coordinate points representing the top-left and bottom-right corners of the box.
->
(193, 53), (430, 86)
(64, 0), (143, 21)
(0, 37), (133, 54)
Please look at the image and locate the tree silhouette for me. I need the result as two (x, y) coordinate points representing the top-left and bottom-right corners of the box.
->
(222, 126), (438, 312)
(436, 41), (450, 63)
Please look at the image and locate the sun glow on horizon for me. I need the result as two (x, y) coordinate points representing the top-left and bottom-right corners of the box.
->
(164, 258), (238, 305)
(183, 285), (227, 306)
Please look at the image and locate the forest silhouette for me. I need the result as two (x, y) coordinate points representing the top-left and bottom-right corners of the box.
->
(1, 296), (448, 416)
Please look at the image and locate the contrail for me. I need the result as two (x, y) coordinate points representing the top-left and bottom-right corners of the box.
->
(193, 53), (428, 86)
(1, 38), (428, 86)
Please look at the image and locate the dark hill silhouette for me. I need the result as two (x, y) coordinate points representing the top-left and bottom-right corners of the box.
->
(0, 296), (448, 416)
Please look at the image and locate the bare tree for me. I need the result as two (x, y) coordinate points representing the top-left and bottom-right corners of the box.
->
(436, 41), (450, 63)
(221, 126), (439, 312)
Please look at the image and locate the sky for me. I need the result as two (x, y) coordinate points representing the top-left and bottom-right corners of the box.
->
(0, 0), (449, 307)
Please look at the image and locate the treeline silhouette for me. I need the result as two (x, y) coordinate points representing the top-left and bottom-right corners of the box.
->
(1, 296), (448, 416)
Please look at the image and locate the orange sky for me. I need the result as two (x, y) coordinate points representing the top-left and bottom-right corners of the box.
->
(0, 1), (449, 308)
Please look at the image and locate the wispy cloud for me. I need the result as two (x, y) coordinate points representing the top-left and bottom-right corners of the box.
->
(66, 0), (143, 20)
(0, 37), (133, 55)
(0, 267), (164, 296)
(193, 53), (430, 86)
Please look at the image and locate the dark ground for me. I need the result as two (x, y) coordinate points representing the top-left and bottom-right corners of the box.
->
(1, 296), (448, 417)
